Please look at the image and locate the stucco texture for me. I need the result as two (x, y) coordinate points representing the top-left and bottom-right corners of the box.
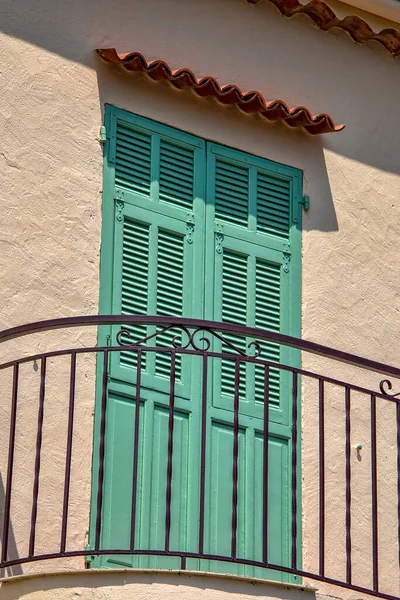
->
(0, 570), (317, 600)
(0, 0), (400, 599)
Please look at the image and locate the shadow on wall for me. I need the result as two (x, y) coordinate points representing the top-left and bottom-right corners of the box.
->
(95, 64), (339, 233)
(1, 0), (400, 178)
(0, 473), (23, 578)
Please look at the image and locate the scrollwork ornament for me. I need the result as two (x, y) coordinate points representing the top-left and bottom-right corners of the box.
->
(248, 340), (262, 358)
(190, 329), (212, 352)
(215, 223), (224, 254)
(283, 252), (291, 274)
(115, 324), (262, 359)
(216, 232), (224, 254)
(379, 379), (400, 398)
(115, 199), (124, 222)
(171, 326), (192, 351)
(116, 325), (176, 347)
(186, 223), (194, 244)
(172, 328), (212, 352)
(186, 213), (195, 244)
(116, 328), (134, 346)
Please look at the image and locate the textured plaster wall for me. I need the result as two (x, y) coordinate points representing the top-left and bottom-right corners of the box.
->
(0, 570), (317, 600)
(0, 0), (400, 599)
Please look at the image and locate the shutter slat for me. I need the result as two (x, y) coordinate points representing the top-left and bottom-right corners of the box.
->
(117, 129), (152, 150)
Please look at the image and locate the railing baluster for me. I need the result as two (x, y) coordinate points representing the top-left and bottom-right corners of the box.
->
(319, 378), (325, 578)
(371, 394), (379, 592)
(0, 316), (399, 599)
(397, 400), (400, 569)
(60, 352), (77, 554)
(29, 357), (46, 557)
(199, 353), (208, 556)
(95, 350), (108, 551)
(231, 358), (240, 559)
(291, 370), (298, 571)
(1, 363), (19, 566)
(130, 348), (142, 551)
(263, 365), (270, 565)
(165, 350), (176, 552)
(345, 385), (352, 585)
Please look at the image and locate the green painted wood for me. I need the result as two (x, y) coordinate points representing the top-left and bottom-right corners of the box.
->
(90, 106), (302, 583)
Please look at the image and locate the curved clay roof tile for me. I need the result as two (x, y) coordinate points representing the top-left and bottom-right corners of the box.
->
(97, 49), (344, 135)
(247, 0), (400, 55)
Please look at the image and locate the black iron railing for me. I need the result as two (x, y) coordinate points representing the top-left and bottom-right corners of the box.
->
(0, 315), (399, 600)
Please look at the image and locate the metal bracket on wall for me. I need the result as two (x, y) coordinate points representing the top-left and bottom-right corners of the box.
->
(300, 195), (310, 211)
(98, 125), (107, 144)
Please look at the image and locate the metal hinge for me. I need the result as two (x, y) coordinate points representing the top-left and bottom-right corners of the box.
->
(98, 125), (107, 144)
(300, 195), (310, 211)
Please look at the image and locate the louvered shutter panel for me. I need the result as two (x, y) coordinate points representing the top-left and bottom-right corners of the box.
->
(220, 251), (248, 398)
(154, 229), (185, 379)
(215, 159), (249, 227)
(217, 250), (282, 409)
(115, 122), (152, 195)
(159, 139), (195, 210)
(254, 259), (281, 405)
(207, 143), (298, 421)
(256, 172), (291, 238)
(120, 219), (150, 370)
(109, 114), (206, 393)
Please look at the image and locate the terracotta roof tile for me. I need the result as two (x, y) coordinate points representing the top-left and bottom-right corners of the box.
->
(247, 0), (400, 55)
(96, 49), (344, 135)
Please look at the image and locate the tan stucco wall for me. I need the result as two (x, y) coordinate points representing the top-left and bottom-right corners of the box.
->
(0, 570), (317, 600)
(1, 0), (400, 599)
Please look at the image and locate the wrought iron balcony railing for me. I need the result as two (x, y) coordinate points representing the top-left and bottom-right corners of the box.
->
(0, 315), (399, 600)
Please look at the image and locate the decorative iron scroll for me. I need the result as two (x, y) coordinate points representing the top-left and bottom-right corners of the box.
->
(116, 325), (262, 357)
(379, 379), (400, 398)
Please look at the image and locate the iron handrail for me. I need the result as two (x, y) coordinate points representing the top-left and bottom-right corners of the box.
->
(0, 314), (399, 378)
(0, 315), (399, 600)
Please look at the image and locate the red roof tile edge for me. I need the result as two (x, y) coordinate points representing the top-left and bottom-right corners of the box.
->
(247, 0), (400, 55)
(96, 49), (344, 135)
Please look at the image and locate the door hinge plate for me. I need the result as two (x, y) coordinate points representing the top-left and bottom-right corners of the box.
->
(300, 195), (310, 211)
(98, 125), (107, 144)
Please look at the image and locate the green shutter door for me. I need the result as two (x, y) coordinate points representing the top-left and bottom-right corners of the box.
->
(92, 113), (206, 569)
(200, 144), (301, 579)
(91, 107), (302, 580)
